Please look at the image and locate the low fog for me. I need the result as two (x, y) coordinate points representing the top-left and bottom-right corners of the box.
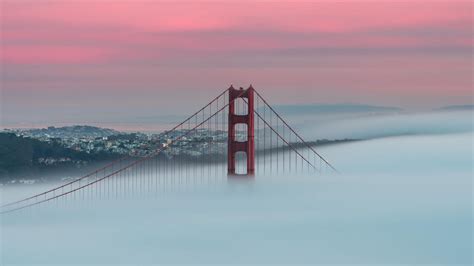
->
(1, 129), (472, 264)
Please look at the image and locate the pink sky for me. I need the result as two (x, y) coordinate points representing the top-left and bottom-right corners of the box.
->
(1, 1), (472, 125)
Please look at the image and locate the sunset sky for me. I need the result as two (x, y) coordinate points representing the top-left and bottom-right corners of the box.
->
(1, 1), (472, 126)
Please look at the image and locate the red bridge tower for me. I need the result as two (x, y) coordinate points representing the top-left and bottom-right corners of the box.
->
(228, 85), (255, 176)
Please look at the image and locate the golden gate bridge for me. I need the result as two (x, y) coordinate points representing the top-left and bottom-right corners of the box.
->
(1, 86), (337, 214)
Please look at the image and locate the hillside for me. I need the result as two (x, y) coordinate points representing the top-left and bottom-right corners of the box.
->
(0, 133), (117, 180)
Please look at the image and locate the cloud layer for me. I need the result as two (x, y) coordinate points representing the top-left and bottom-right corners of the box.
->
(1, 1), (472, 125)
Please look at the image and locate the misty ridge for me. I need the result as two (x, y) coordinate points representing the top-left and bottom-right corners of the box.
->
(271, 103), (403, 115)
(435, 104), (474, 111)
(271, 103), (473, 140)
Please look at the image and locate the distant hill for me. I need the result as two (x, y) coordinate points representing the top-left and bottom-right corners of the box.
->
(436, 105), (474, 111)
(271, 104), (402, 115)
(6, 125), (120, 139)
(31, 125), (118, 137)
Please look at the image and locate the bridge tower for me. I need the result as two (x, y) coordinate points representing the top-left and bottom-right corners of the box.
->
(228, 85), (255, 176)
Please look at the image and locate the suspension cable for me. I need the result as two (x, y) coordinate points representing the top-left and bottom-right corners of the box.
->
(241, 98), (317, 170)
(1, 89), (245, 214)
(253, 89), (338, 173)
